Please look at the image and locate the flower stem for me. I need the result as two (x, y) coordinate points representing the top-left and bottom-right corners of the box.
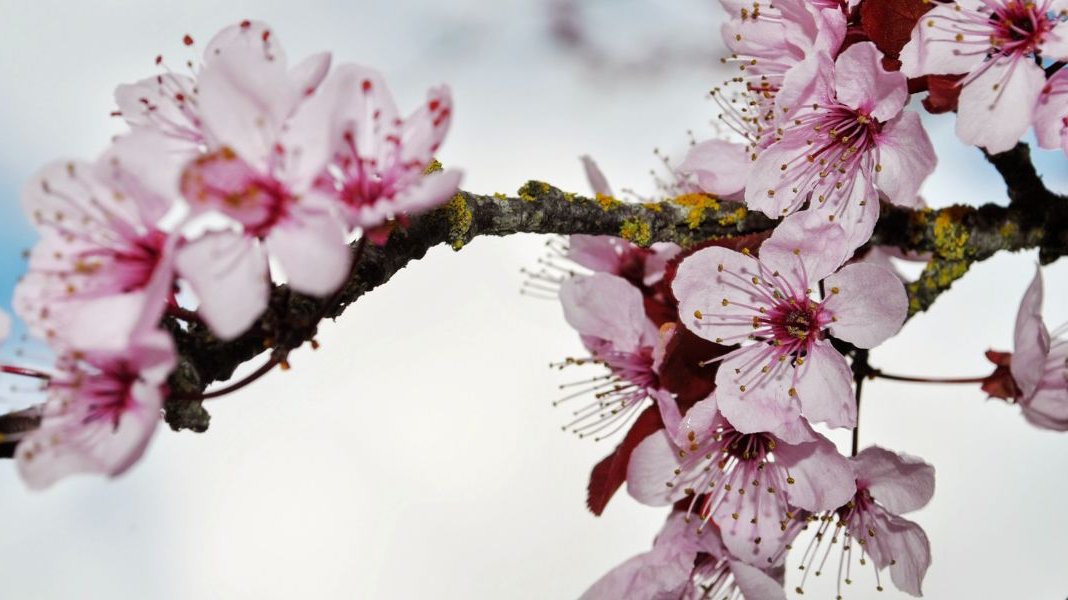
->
(870, 370), (987, 384)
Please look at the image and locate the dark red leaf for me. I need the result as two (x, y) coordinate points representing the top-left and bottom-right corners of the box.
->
(859, 0), (932, 59)
(921, 74), (965, 113)
(657, 324), (726, 410)
(586, 405), (664, 515)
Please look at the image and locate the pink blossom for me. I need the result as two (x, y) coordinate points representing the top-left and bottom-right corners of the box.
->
(15, 327), (177, 489)
(718, 0), (847, 120)
(1034, 68), (1068, 156)
(900, 0), (1068, 153)
(311, 64), (461, 231)
(793, 447), (934, 597)
(745, 42), (935, 251)
(567, 236), (681, 288)
(558, 273), (673, 439)
(1007, 268), (1068, 430)
(580, 511), (786, 600)
(627, 396), (856, 567)
(14, 159), (177, 352)
(675, 139), (751, 198)
(673, 212), (908, 429)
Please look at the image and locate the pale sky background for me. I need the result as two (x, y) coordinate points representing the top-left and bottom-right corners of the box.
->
(0, 1), (1065, 598)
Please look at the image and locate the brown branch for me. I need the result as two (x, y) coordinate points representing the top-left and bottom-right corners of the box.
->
(0, 145), (1059, 437)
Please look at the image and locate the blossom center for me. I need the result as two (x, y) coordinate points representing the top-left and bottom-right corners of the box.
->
(990, 2), (1055, 55)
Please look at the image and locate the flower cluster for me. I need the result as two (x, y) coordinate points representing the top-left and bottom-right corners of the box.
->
(8, 21), (460, 487)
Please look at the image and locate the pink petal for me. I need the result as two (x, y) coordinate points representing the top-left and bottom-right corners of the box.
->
(327, 64), (401, 169)
(175, 231), (269, 340)
(288, 51), (332, 97)
(378, 169), (463, 223)
(714, 347), (794, 410)
(22, 161), (141, 240)
(672, 396), (719, 448)
(197, 45), (297, 163)
(713, 481), (793, 567)
(580, 155), (613, 197)
(834, 42), (907, 123)
(1011, 268), (1050, 399)
(1021, 381), (1068, 431)
(862, 511), (931, 596)
(729, 561), (787, 600)
(717, 393), (814, 445)
(203, 20), (287, 66)
(774, 434), (856, 512)
(98, 129), (191, 225)
(875, 110), (936, 208)
(759, 211), (850, 284)
(673, 246), (764, 344)
(560, 273), (649, 351)
(265, 204), (352, 296)
(957, 58), (1044, 154)
(0, 309), (10, 343)
(898, 4), (986, 78)
(744, 135), (811, 218)
(793, 342), (856, 429)
(567, 235), (625, 274)
(822, 262), (908, 349)
(1039, 23), (1068, 61)
(114, 73), (201, 139)
(1033, 70), (1068, 151)
(626, 432), (684, 506)
(676, 139), (751, 197)
(853, 446), (935, 514)
(398, 85), (453, 170)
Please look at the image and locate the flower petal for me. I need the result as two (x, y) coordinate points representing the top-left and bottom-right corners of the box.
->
(626, 432), (684, 506)
(759, 211), (850, 284)
(729, 561), (787, 600)
(823, 262), (908, 349)
(793, 342), (856, 429)
(854, 446), (935, 514)
(875, 110), (936, 208)
(265, 204), (352, 297)
(1011, 267), (1050, 399)
(175, 231), (269, 340)
(676, 139), (751, 197)
(834, 42), (907, 123)
(560, 273), (649, 351)
(774, 434), (856, 512)
(674, 246), (764, 345)
(956, 58), (1044, 154)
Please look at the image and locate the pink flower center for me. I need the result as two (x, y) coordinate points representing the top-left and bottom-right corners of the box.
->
(554, 343), (658, 441)
(989, 1), (1056, 56)
(180, 148), (291, 236)
(58, 363), (140, 430)
(766, 296), (826, 349)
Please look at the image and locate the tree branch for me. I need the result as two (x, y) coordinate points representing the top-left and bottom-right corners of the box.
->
(162, 160), (1066, 431)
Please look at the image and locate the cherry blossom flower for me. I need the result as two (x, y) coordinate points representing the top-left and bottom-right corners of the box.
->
(745, 41), (935, 251)
(1005, 268), (1068, 430)
(900, 0), (1068, 153)
(557, 273), (673, 440)
(580, 510), (786, 600)
(627, 396), (856, 567)
(311, 64), (461, 232)
(14, 159), (176, 353)
(792, 446), (934, 597)
(15, 327), (177, 489)
(673, 212), (908, 430)
(1034, 68), (1068, 156)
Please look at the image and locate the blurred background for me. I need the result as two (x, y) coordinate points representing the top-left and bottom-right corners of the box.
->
(0, 1), (1065, 598)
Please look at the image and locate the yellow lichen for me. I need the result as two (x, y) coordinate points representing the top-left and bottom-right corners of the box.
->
(492, 192), (508, 201)
(620, 219), (652, 246)
(932, 209), (970, 260)
(642, 202), (664, 212)
(446, 193), (473, 250)
(595, 193), (621, 211)
(423, 159), (443, 175)
(999, 221), (1019, 240)
(718, 206), (748, 227)
(518, 180), (553, 202)
(672, 193), (721, 230)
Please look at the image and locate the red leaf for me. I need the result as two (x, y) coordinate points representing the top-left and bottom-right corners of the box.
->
(921, 74), (965, 113)
(586, 405), (664, 515)
(657, 324), (726, 409)
(859, 0), (932, 59)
